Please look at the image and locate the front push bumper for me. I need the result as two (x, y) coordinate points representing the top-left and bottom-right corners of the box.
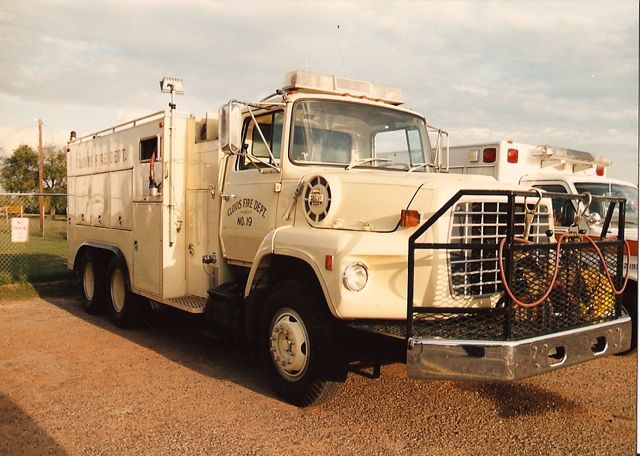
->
(406, 317), (631, 382)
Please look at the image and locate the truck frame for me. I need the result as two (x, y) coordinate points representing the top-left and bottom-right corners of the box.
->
(67, 72), (632, 406)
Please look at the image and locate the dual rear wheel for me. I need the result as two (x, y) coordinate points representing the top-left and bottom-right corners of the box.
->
(80, 253), (105, 314)
(79, 252), (140, 328)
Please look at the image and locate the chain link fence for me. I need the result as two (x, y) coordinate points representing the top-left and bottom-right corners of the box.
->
(0, 193), (71, 285)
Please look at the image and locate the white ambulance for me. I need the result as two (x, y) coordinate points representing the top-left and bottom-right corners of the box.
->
(449, 140), (638, 348)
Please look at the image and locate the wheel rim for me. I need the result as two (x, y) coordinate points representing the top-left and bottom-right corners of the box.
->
(82, 262), (95, 301)
(269, 308), (310, 381)
(110, 267), (126, 313)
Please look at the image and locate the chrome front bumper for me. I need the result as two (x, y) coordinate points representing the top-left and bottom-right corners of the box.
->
(406, 317), (631, 381)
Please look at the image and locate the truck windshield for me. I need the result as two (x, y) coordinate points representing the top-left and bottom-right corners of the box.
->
(574, 182), (638, 226)
(290, 100), (431, 171)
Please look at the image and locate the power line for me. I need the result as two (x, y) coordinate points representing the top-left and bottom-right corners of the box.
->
(43, 124), (67, 142)
(9, 123), (37, 133)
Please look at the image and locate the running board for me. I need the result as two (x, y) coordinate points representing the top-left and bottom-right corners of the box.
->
(165, 296), (207, 313)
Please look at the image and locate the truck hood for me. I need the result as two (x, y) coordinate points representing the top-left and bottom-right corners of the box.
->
(297, 170), (509, 232)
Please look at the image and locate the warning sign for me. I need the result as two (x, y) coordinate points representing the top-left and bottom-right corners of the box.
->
(11, 217), (29, 243)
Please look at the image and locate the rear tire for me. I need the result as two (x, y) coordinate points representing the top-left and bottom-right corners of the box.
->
(260, 280), (347, 407)
(106, 258), (141, 328)
(80, 252), (105, 314)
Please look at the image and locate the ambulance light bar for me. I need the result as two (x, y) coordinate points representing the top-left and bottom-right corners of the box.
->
(532, 145), (611, 167)
(283, 70), (404, 105)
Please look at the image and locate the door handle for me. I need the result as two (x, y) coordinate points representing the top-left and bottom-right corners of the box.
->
(221, 193), (236, 201)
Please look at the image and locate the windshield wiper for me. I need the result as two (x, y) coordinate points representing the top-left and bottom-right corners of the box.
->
(408, 162), (436, 173)
(345, 157), (392, 171)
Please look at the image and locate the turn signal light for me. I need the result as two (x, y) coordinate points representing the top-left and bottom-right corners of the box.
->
(401, 209), (421, 227)
(325, 255), (333, 271)
(596, 166), (605, 176)
(507, 148), (519, 163)
(482, 148), (497, 163)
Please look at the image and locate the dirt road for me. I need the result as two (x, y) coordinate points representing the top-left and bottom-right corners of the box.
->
(0, 296), (636, 455)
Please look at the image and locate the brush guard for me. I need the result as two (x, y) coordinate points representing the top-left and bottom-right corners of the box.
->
(405, 189), (632, 381)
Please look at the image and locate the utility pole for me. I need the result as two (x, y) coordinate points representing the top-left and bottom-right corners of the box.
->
(38, 118), (44, 237)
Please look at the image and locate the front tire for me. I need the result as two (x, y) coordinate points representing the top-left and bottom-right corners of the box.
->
(80, 252), (105, 314)
(106, 258), (140, 328)
(260, 281), (346, 407)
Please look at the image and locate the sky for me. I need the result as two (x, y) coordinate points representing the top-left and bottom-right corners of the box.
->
(0, 0), (638, 183)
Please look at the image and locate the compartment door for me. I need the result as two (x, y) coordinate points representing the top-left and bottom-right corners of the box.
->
(132, 202), (162, 296)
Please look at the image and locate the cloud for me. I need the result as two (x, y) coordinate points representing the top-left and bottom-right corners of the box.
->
(0, 0), (636, 183)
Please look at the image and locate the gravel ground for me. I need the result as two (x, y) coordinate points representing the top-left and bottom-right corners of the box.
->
(0, 296), (636, 455)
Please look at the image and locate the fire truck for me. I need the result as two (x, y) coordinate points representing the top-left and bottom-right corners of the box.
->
(67, 72), (632, 406)
(449, 140), (638, 349)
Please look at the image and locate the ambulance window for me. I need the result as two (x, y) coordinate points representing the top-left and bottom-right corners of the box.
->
(239, 111), (283, 170)
(140, 137), (159, 162)
(534, 184), (574, 227)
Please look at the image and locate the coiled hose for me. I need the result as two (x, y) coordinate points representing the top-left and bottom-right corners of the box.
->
(498, 234), (631, 309)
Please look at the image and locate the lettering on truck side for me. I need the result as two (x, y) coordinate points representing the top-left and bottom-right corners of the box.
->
(225, 198), (269, 227)
(75, 148), (128, 170)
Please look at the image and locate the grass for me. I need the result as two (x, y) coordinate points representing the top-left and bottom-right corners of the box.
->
(0, 280), (79, 302)
(0, 215), (75, 288)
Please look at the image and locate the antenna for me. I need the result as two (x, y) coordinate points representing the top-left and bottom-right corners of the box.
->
(337, 24), (345, 74)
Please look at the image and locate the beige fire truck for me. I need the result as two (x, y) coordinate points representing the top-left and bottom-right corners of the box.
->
(448, 140), (638, 349)
(67, 72), (631, 406)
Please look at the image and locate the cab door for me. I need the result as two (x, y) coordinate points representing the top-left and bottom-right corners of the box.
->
(220, 111), (284, 264)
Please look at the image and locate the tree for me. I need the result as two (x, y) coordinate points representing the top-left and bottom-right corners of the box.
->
(43, 145), (67, 214)
(43, 145), (66, 191)
(0, 143), (67, 215)
(0, 144), (38, 193)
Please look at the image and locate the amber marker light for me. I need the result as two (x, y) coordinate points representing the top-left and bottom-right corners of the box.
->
(401, 209), (421, 227)
(325, 255), (334, 271)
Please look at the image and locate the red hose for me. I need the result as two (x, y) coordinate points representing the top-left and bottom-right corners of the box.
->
(498, 234), (563, 309)
(498, 234), (631, 309)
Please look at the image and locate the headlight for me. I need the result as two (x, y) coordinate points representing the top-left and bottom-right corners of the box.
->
(342, 262), (368, 292)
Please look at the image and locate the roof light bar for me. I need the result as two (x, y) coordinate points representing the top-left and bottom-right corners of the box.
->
(283, 70), (404, 105)
(532, 145), (611, 167)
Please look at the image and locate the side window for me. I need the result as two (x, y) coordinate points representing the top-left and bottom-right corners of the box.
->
(534, 184), (575, 227)
(239, 111), (283, 169)
(140, 137), (159, 162)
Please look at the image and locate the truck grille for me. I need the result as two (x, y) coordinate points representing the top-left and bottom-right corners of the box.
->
(449, 201), (550, 298)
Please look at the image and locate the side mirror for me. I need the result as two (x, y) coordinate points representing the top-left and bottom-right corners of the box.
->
(220, 102), (242, 154)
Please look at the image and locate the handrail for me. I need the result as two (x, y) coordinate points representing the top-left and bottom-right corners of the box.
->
(71, 110), (166, 143)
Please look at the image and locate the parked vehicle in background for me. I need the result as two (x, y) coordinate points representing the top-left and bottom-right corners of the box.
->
(449, 140), (638, 349)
